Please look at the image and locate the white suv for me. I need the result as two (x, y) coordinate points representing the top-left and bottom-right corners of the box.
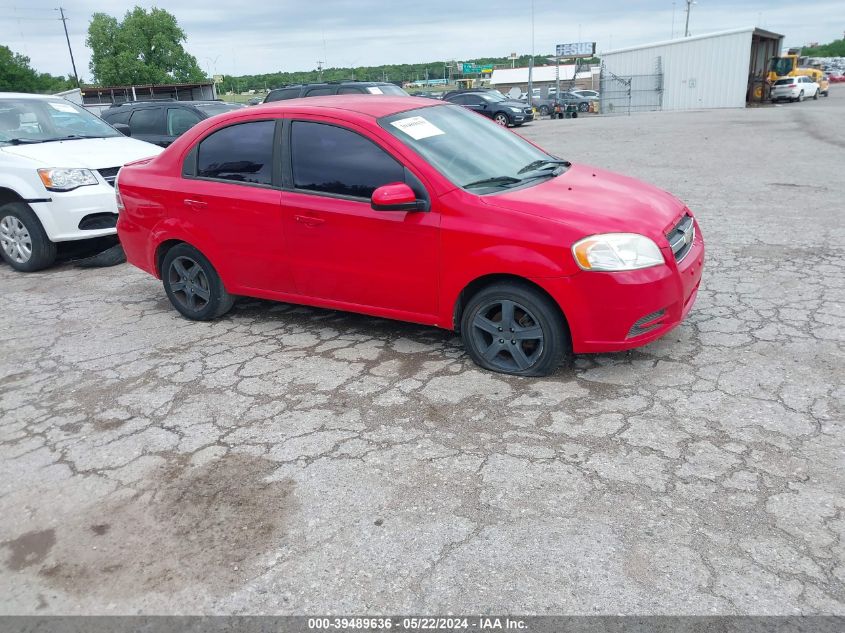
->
(770, 76), (820, 103)
(0, 93), (162, 271)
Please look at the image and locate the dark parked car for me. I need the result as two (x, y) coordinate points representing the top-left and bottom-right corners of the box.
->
(442, 89), (534, 126)
(528, 91), (594, 115)
(264, 81), (408, 103)
(101, 100), (245, 147)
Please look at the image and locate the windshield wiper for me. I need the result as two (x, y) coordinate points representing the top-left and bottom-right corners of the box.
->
(517, 158), (571, 174)
(463, 175), (523, 189)
(44, 134), (104, 141)
(5, 138), (48, 145)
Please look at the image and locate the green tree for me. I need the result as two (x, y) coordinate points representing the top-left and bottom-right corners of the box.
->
(86, 7), (206, 85)
(801, 38), (845, 57)
(0, 45), (74, 93)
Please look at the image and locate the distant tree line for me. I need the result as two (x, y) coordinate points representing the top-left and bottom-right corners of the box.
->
(801, 37), (845, 57)
(222, 54), (599, 92)
(0, 45), (75, 93)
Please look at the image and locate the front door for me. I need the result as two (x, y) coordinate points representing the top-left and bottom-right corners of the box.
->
(282, 120), (439, 318)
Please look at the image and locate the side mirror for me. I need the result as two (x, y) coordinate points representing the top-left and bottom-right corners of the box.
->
(112, 123), (131, 137)
(371, 183), (426, 212)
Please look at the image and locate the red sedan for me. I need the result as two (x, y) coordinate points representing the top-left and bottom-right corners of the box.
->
(116, 96), (703, 376)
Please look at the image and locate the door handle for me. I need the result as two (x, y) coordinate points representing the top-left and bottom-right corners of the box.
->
(294, 214), (325, 227)
(184, 199), (207, 209)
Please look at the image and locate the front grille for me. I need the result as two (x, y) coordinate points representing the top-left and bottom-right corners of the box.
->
(78, 213), (118, 231)
(667, 214), (695, 262)
(626, 308), (667, 339)
(97, 167), (120, 187)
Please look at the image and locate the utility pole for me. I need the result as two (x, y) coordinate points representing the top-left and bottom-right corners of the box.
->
(57, 7), (80, 88)
(671, 2), (676, 38)
(684, 0), (695, 37)
(316, 60), (324, 81)
(528, 0), (535, 105)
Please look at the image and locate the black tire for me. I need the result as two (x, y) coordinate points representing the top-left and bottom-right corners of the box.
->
(797, 90), (804, 102)
(578, 102), (589, 112)
(0, 202), (56, 272)
(460, 281), (570, 377)
(494, 112), (510, 126)
(539, 105), (550, 116)
(161, 243), (234, 321)
(813, 89), (819, 100)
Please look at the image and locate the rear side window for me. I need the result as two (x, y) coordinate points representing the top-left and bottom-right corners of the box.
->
(266, 88), (301, 102)
(105, 110), (130, 125)
(337, 86), (364, 95)
(167, 108), (202, 136)
(196, 120), (275, 186)
(291, 121), (404, 198)
(305, 87), (333, 97)
(128, 108), (161, 134)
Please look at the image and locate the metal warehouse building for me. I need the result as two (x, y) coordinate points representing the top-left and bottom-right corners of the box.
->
(599, 26), (783, 113)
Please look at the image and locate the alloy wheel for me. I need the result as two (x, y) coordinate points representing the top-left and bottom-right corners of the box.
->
(0, 215), (32, 264)
(167, 255), (211, 313)
(470, 299), (544, 372)
(494, 113), (509, 126)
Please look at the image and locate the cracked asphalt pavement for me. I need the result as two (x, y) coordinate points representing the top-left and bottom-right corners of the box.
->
(1, 92), (843, 615)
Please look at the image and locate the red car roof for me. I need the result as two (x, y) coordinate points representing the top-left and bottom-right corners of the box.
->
(249, 95), (440, 119)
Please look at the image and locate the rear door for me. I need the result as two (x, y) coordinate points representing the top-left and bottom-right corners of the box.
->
(180, 118), (295, 293)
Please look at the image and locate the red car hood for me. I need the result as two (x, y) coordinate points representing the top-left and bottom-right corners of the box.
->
(480, 163), (687, 241)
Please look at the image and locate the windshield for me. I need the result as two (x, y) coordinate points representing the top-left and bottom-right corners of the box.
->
(769, 57), (794, 77)
(0, 98), (120, 145)
(381, 104), (563, 193)
(194, 102), (246, 117)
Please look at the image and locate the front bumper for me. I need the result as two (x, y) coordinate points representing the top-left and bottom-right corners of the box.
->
(28, 183), (119, 242)
(537, 222), (705, 354)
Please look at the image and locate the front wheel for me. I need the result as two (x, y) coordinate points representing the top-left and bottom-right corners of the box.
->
(538, 105), (550, 116)
(0, 202), (56, 272)
(460, 282), (570, 376)
(162, 243), (234, 321)
(494, 112), (510, 126)
(578, 102), (589, 112)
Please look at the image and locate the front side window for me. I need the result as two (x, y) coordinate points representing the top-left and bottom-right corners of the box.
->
(167, 108), (202, 136)
(291, 121), (405, 198)
(196, 120), (275, 185)
(129, 108), (161, 135)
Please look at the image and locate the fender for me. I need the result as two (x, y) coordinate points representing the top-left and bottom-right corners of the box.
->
(148, 218), (231, 285)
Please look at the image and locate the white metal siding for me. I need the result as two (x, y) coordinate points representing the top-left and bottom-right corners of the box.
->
(602, 28), (754, 110)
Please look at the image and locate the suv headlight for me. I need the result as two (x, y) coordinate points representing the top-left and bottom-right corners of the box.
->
(38, 168), (99, 192)
(572, 233), (664, 271)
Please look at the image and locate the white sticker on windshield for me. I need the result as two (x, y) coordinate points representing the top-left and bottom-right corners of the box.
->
(48, 101), (78, 113)
(389, 116), (445, 140)
(367, 87), (383, 94)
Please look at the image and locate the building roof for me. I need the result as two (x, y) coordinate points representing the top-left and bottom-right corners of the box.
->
(489, 65), (597, 85)
(601, 26), (783, 56)
(81, 82), (214, 94)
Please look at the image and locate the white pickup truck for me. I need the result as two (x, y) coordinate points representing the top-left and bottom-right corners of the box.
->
(0, 92), (161, 271)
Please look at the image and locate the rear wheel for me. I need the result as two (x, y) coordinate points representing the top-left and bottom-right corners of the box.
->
(0, 202), (56, 272)
(494, 112), (510, 126)
(460, 282), (569, 376)
(797, 90), (804, 102)
(813, 89), (819, 100)
(162, 243), (234, 321)
(538, 105), (550, 116)
(578, 102), (589, 112)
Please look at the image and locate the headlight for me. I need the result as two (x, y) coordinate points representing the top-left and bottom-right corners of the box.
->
(38, 168), (99, 192)
(510, 107), (523, 112)
(572, 233), (664, 271)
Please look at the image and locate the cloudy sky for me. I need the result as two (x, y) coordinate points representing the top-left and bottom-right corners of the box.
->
(3, 1), (843, 80)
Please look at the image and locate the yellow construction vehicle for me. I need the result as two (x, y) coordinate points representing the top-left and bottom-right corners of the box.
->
(759, 48), (829, 99)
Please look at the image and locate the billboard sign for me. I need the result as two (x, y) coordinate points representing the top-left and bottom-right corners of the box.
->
(555, 42), (596, 58)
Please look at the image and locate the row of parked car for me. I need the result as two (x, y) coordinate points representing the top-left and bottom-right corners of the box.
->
(0, 85), (705, 376)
